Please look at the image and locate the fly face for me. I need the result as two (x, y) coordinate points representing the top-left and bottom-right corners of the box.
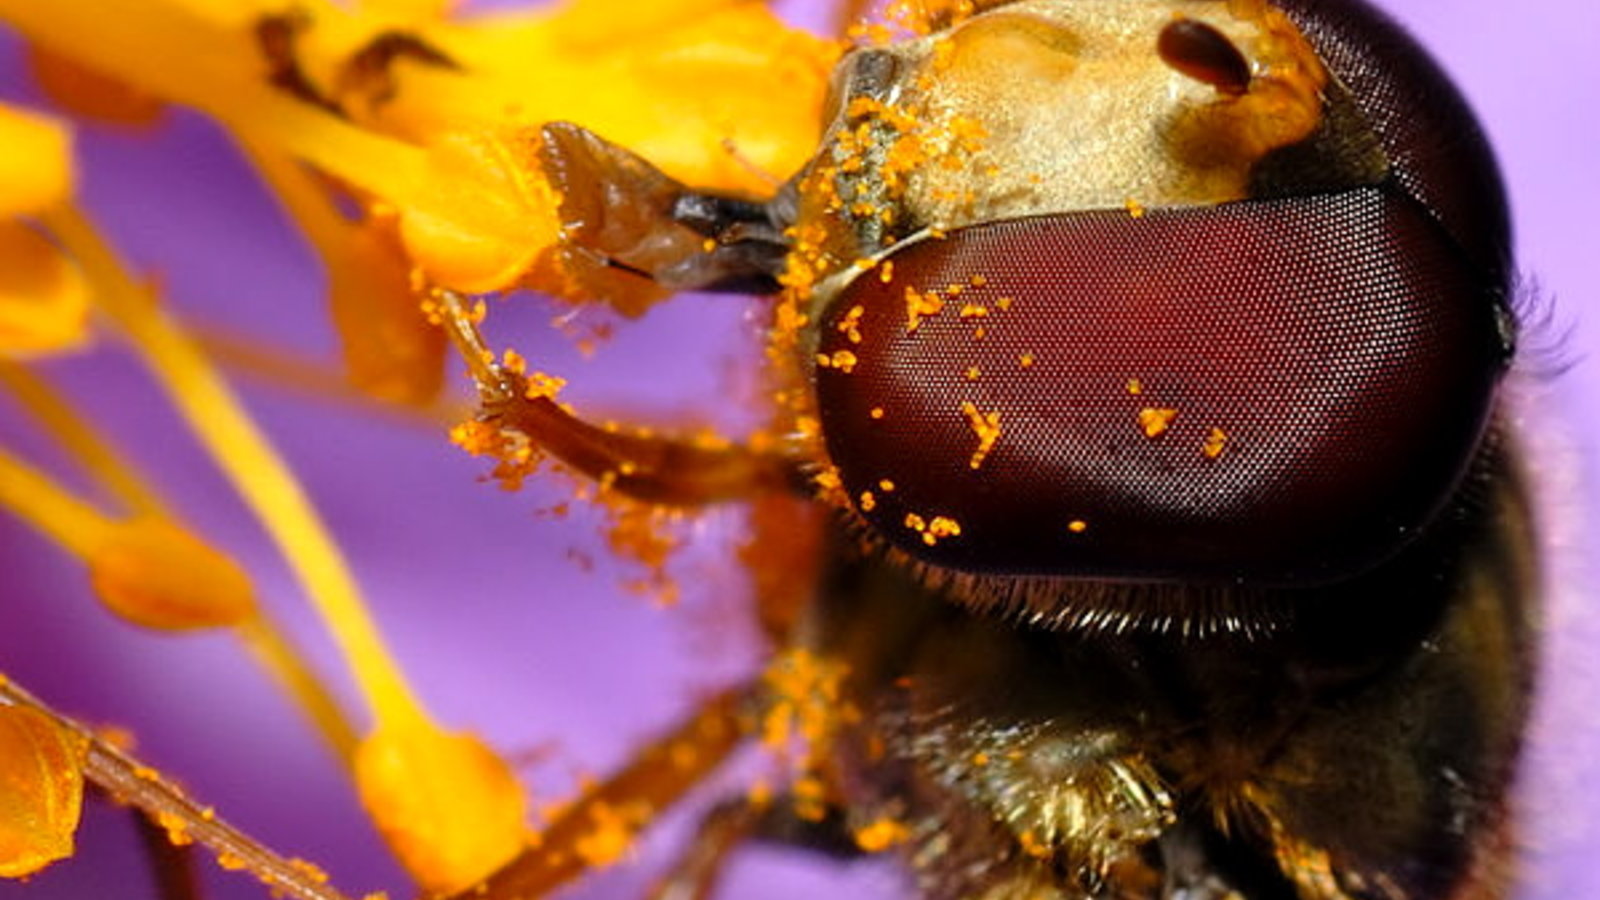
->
(757, 2), (1538, 896)
(506, 0), (1536, 894)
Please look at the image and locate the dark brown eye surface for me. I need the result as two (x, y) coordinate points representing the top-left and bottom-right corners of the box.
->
(1270, 0), (1512, 282)
(814, 187), (1507, 585)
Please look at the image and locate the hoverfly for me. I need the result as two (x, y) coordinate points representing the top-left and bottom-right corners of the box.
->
(0, 0), (1588, 899)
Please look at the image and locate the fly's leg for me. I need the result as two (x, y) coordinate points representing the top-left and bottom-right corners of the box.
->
(447, 687), (753, 900)
(432, 290), (806, 507)
(481, 384), (801, 506)
(646, 799), (764, 900)
(647, 795), (863, 900)
(427, 123), (806, 507)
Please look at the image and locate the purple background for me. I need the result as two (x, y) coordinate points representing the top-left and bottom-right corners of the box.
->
(0, 1), (1595, 898)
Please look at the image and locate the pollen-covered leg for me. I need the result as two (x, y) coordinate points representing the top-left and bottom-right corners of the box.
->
(539, 122), (792, 316)
(479, 385), (799, 506)
(648, 795), (866, 900)
(433, 289), (803, 507)
(646, 800), (766, 900)
(454, 687), (752, 900)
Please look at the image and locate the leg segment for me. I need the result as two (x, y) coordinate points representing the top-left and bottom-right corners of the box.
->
(455, 687), (753, 900)
(433, 289), (806, 507)
(647, 795), (864, 900)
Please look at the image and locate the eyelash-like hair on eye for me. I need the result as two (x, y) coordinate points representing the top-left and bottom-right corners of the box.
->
(1509, 274), (1577, 381)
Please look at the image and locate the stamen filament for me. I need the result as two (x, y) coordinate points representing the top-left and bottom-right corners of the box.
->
(43, 203), (428, 733)
(0, 444), (115, 557)
(0, 362), (169, 518)
(195, 325), (467, 428)
(235, 619), (361, 761)
(0, 382), (358, 759)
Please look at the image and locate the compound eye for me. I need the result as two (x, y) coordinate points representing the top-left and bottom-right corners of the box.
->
(814, 189), (1506, 585)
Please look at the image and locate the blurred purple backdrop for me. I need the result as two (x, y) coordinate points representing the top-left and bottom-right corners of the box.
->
(0, 1), (1595, 899)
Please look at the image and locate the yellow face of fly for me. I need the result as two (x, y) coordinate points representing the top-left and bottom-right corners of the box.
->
(799, 0), (1346, 273)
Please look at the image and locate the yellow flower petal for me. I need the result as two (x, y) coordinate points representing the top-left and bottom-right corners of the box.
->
(397, 128), (565, 294)
(0, 704), (89, 879)
(359, 0), (458, 20)
(354, 723), (527, 894)
(88, 517), (258, 631)
(377, 1), (838, 197)
(0, 103), (73, 217)
(0, 221), (91, 359)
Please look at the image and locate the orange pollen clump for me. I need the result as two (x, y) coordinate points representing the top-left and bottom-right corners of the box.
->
(879, 260), (896, 283)
(878, 479), (896, 492)
(1125, 197), (1147, 219)
(450, 421), (541, 491)
(903, 511), (961, 545)
(829, 350), (859, 373)
(853, 818), (911, 853)
(813, 466), (843, 492)
(1018, 353), (1035, 368)
(759, 649), (855, 762)
(1068, 519), (1089, 534)
(837, 304), (865, 344)
(1202, 427), (1229, 459)
(965, 366), (981, 381)
(747, 780), (774, 808)
(572, 802), (643, 869)
(1138, 407), (1178, 439)
(904, 286), (945, 332)
(958, 303), (988, 319)
(792, 774), (829, 823)
(1127, 378), (1144, 395)
(1019, 829), (1053, 859)
(925, 515), (961, 546)
(869, 407), (885, 420)
(858, 491), (877, 512)
(995, 296), (1014, 311)
(961, 402), (1002, 469)
(499, 349), (528, 375)
(523, 371), (567, 401)
(946, 114), (989, 150)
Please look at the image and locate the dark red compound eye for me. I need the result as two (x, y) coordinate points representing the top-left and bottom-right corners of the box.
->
(814, 186), (1508, 585)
